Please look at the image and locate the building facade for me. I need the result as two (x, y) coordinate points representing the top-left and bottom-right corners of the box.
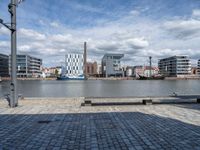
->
(9, 54), (42, 77)
(97, 64), (102, 75)
(102, 53), (124, 77)
(42, 66), (62, 78)
(133, 66), (144, 77)
(198, 60), (200, 75)
(125, 66), (134, 77)
(143, 66), (159, 77)
(191, 67), (198, 75)
(63, 53), (84, 77)
(86, 62), (97, 76)
(0, 53), (9, 77)
(133, 66), (159, 78)
(158, 56), (191, 77)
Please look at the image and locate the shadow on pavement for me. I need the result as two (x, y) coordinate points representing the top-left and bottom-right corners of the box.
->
(175, 104), (200, 111)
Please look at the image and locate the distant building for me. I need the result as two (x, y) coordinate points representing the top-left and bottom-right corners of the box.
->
(97, 64), (102, 75)
(133, 66), (144, 78)
(42, 66), (62, 78)
(86, 62), (97, 76)
(133, 66), (159, 77)
(9, 54), (42, 77)
(0, 53), (9, 77)
(191, 67), (198, 75)
(63, 53), (84, 77)
(198, 60), (200, 75)
(158, 56), (191, 77)
(143, 66), (159, 77)
(102, 53), (124, 77)
(126, 66), (134, 77)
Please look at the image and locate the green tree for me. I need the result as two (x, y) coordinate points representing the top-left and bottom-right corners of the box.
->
(55, 69), (59, 77)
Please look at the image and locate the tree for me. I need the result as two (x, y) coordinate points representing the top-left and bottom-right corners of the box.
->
(55, 69), (59, 77)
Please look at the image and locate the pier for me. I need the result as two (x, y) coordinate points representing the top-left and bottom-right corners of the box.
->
(0, 97), (200, 149)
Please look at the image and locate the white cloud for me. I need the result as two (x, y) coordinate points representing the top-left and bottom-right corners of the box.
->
(164, 19), (200, 39)
(0, 41), (9, 47)
(1, 5), (200, 67)
(125, 38), (149, 49)
(59, 49), (66, 52)
(192, 9), (200, 18)
(50, 21), (59, 28)
(39, 20), (45, 25)
(50, 34), (72, 43)
(18, 28), (46, 40)
(18, 45), (31, 52)
(0, 27), (10, 35)
(96, 41), (121, 51)
(129, 10), (140, 16)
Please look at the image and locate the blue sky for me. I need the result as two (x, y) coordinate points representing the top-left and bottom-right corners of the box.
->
(0, 0), (200, 66)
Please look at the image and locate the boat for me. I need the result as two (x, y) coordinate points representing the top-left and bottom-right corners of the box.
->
(57, 74), (85, 80)
(138, 74), (165, 80)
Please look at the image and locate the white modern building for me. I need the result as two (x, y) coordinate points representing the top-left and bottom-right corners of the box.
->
(63, 53), (84, 78)
(158, 56), (191, 77)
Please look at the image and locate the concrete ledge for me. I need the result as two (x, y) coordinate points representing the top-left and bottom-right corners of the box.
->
(82, 96), (198, 106)
(83, 100), (92, 106)
(143, 99), (152, 105)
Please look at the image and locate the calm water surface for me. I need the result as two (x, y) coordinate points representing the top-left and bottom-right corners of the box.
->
(0, 80), (200, 97)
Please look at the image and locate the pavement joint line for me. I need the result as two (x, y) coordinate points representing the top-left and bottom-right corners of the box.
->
(0, 98), (200, 149)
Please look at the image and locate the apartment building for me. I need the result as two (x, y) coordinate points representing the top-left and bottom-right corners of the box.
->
(9, 54), (42, 77)
(158, 56), (191, 77)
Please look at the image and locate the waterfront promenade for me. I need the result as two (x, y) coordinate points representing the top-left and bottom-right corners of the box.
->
(0, 98), (200, 149)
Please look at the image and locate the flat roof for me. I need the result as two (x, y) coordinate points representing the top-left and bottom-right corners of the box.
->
(102, 53), (124, 60)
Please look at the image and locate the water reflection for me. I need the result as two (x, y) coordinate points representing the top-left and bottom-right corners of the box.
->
(0, 80), (200, 97)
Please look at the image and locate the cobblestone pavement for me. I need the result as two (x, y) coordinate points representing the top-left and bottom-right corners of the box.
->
(0, 98), (200, 150)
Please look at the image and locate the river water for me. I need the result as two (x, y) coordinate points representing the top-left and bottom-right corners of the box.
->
(0, 80), (199, 98)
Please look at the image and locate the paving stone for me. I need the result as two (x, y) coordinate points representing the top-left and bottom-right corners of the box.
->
(0, 99), (200, 149)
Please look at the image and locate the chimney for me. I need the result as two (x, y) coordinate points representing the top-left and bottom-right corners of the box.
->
(84, 42), (87, 75)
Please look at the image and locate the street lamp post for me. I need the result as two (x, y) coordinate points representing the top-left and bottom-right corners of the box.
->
(0, 0), (24, 107)
(10, 0), (17, 107)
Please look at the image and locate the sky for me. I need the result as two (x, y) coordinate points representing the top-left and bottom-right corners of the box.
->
(0, 0), (200, 67)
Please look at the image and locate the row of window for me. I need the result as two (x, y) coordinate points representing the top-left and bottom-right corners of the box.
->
(65, 66), (83, 70)
(66, 70), (83, 74)
(66, 54), (82, 59)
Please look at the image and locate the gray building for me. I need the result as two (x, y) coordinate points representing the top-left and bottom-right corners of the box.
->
(198, 59), (200, 75)
(158, 56), (191, 77)
(102, 53), (124, 77)
(9, 54), (42, 77)
(0, 53), (9, 77)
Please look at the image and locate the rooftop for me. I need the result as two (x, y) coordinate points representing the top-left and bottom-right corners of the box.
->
(102, 53), (124, 60)
(159, 55), (190, 61)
